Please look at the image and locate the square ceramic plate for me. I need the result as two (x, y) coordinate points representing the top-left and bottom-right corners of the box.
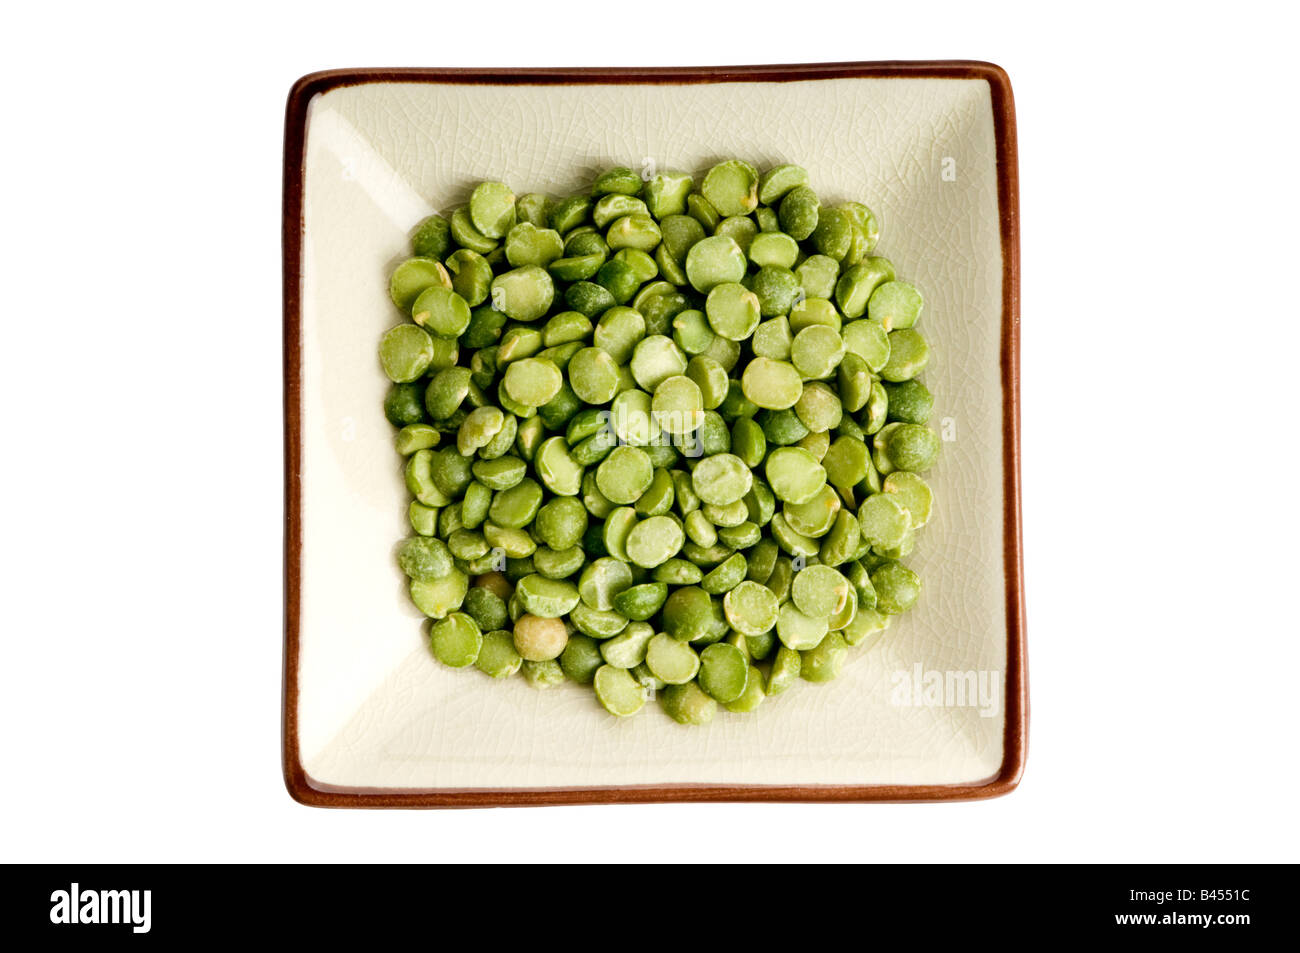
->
(282, 62), (1025, 807)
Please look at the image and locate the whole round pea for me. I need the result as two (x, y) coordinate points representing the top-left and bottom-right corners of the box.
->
(512, 614), (569, 661)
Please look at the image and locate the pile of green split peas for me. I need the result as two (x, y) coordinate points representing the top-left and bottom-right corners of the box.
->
(379, 160), (939, 724)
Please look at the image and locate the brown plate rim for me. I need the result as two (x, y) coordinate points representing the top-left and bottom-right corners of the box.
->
(282, 60), (1026, 808)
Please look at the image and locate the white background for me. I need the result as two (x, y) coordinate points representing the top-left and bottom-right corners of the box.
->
(2, 0), (1297, 863)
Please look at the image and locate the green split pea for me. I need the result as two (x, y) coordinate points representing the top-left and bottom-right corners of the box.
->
(380, 160), (938, 723)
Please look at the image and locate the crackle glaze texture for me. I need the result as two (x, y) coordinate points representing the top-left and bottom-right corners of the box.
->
(294, 76), (1007, 791)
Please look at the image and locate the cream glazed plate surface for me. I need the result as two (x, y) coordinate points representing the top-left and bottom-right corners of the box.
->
(282, 63), (1026, 806)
